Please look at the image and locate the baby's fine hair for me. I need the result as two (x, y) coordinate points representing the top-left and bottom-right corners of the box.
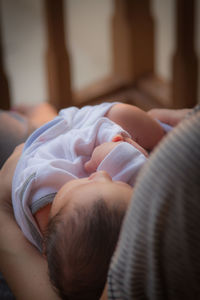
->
(44, 197), (127, 300)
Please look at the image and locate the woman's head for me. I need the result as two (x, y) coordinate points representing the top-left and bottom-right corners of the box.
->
(45, 171), (133, 299)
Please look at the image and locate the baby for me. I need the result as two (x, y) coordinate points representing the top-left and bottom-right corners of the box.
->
(12, 102), (167, 299)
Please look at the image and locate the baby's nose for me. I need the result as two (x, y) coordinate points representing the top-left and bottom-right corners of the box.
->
(89, 170), (112, 182)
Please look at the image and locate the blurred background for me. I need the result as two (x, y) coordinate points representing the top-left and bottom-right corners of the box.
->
(0, 0), (199, 111)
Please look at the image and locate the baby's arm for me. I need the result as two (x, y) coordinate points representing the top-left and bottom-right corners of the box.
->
(106, 103), (165, 151)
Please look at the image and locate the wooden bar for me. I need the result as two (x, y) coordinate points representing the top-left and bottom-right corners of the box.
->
(172, 0), (198, 108)
(112, 0), (155, 83)
(44, 0), (72, 110)
(0, 8), (10, 110)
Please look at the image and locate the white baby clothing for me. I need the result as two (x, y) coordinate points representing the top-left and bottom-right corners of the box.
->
(12, 102), (147, 251)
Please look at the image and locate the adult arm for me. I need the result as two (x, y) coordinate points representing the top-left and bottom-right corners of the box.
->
(0, 145), (60, 300)
(147, 107), (191, 126)
(12, 102), (58, 128)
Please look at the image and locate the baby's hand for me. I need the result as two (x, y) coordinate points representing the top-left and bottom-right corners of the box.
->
(84, 138), (123, 174)
(113, 134), (148, 157)
(84, 134), (148, 174)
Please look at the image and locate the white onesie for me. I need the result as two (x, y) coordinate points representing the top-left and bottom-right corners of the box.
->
(12, 102), (147, 251)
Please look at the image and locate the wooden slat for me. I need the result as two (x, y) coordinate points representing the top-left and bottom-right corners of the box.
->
(73, 75), (129, 106)
(137, 75), (171, 108)
(172, 0), (198, 108)
(0, 8), (10, 110)
(44, 0), (72, 110)
(112, 0), (154, 83)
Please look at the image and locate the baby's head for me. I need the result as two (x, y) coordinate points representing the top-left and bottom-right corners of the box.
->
(44, 171), (132, 300)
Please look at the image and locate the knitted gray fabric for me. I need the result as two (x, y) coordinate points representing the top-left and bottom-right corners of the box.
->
(108, 109), (200, 299)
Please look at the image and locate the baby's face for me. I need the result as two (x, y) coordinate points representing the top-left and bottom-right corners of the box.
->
(50, 171), (133, 218)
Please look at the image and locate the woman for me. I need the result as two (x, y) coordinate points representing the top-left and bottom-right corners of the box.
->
(0, 105), (198, 300)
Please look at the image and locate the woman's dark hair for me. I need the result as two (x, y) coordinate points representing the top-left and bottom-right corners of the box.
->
(44, 198), (127, 300)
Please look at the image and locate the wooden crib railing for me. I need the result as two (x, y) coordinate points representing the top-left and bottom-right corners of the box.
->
(0, 0), (198, 111)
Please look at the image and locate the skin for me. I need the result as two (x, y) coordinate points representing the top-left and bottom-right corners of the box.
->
(0, 145), (59, 300)
(12, 102), (58, 128)
(15, 102), (166, 151)
(106, 103), (165, 150)
(148, 108), (191, 126)
(36, 135), (147, 233)
(0, 106), (192, 300)
(84, 136), (148, 174)
(36, 170), (133, 233)
(0, 145), (110, 299)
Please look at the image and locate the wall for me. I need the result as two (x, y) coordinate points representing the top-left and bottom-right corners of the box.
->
(1, 0), (46, 105)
